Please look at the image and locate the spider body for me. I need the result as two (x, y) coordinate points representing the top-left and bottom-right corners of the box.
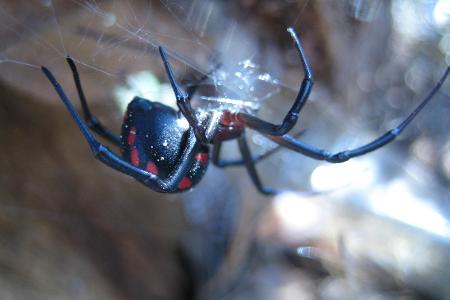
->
(121, 97), (209, 192)
(41, 27), (449, 195)
(216, 110), (245, 140)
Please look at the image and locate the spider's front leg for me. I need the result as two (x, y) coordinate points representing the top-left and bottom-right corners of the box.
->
(266, 66), (450, 163)
(159, 47), (212, 144)
(41, 66), (199, 193)
(235, 27), (314, 136)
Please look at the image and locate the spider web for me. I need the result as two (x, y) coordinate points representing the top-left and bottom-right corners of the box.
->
(0, 0), (303, 111)
(0, 0), (316, 163)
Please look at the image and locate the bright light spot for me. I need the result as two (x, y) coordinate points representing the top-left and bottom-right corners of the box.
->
(275, 281), (310, 300)
(273, 192), (322, 240)
(160, 83), (177, 108)
(114, 71), (160, 112)
(310, 160), (375, 192)
(391, 0), (434, 41)
(433, 0), (450, 27)
(369, 180), (450, 237)
(251, 134), (278, 150)
(411, 137), (435, 165)
(240, 59), (256, 69)
(114, 71), (179, 113)
(258, 73), (272, 81)
(103, 13), (117, 27)
(176, 117), (190, 130)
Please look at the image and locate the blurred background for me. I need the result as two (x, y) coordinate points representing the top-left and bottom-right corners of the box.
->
(0, 0), (450, 299)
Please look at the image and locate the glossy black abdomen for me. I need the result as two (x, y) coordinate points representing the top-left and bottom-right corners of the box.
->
(120, 97), (208, 192)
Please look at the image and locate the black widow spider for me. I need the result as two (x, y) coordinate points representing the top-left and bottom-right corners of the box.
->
(41, 28), (450, 195)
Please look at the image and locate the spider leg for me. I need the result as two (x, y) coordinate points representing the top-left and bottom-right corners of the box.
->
(236, 27), (313, 136)
(212, 141), (274, 167)
(66, 57), (121, 146)
(212, 130), (305, 167)
(266, 66), (450, 163)
(159, 46), (210, 143)
(42, 66), (199, 193)
(238, 132), (277, 195)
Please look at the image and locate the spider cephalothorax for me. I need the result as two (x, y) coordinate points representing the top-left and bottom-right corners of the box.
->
(41, 27), (449, 194)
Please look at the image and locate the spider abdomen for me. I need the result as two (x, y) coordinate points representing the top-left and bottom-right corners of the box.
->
(120, 97), (209, 192)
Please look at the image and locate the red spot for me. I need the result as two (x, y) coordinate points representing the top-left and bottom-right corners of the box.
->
(195, 153), (208, 166)
(128, 127), (136, 145)
(178, 177), (192, 190)
(146, 161), (158, 175)
(131, 148), (139, 166)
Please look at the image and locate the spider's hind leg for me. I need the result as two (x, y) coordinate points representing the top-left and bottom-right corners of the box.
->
(66, 57), (121, 146)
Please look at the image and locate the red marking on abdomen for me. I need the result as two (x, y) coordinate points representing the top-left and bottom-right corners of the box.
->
(178, 177), (192, 190)
(128, 127), (136, 145)
(131, 148), (139, 166)
(146, 161), (158, 175)
(195, 153), (208, 166)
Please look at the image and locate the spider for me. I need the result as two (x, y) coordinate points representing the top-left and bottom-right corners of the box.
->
(41, 28), (450, 195)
